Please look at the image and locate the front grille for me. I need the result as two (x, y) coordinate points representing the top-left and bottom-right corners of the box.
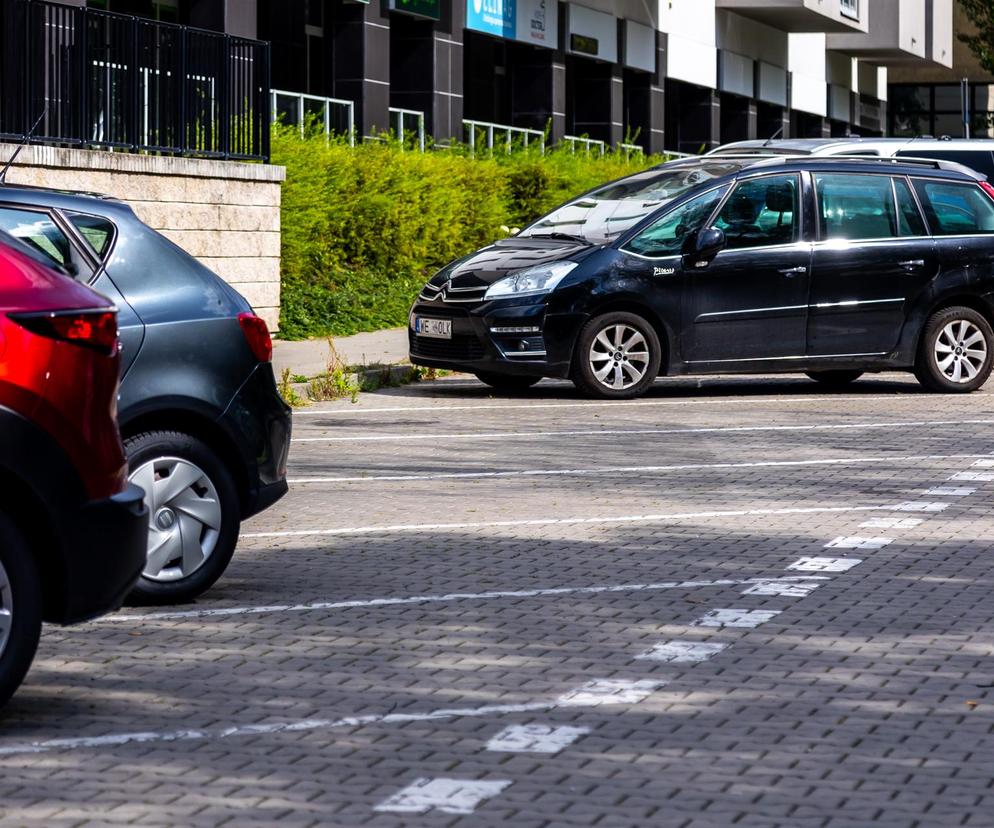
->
(410, 333), (486, 361)
(418, 283), (488, 308)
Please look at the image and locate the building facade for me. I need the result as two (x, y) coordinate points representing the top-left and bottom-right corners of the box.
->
(22, 0), (954, 154)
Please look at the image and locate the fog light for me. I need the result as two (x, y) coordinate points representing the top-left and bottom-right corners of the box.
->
(490, 325), (541, 334)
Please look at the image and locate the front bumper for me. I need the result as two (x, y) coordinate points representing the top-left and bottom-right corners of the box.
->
(222, 363), (293, 519)
(408, 301), (582, 378)
(59, 483), (149, 624)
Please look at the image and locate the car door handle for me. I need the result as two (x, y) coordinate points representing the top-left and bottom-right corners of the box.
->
(779, 266), (807, 276)
(898, 259), (925, 269)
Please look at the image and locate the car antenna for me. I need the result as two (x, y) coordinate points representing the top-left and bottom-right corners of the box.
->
(0, 109), (46, 185)
(762, 125), (784, 147)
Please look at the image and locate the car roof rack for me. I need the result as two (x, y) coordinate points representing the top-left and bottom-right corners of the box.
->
(744, 154), (984, 179)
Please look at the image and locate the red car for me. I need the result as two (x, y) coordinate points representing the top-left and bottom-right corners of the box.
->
(0, 233), (147, 706)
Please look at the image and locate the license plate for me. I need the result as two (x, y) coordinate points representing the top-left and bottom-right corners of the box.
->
(415, 317), (452, 339)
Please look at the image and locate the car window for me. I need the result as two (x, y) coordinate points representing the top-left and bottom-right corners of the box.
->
(624, 187), (726, 259)
(713, 174), (798, 250)
(815, 173), (899, 240)
(66, 212), (115, 258)
(0, 206), (94, 281)
(894, 178), (927, 236)
(912, 179), (994, 235)
(896, 149), (994, 179)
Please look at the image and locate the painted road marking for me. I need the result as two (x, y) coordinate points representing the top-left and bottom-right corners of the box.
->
(635, 641), (729, 664)
(556, 679), (664, 707)
(287, 452), (986, 485)
(949, 471), (994, 482)
(741, 581), (822, 597)
(787, 557), (861, 572)
(971, 458), (994, 467)
(859, 517), (922, 529)
(107, 577), (830, 623)
(291, 418), (994, 444)
(825, 536), (893, 550)
(925, 487), (975, 496)
(374, 778), (512, 815)
(692, 609), (781, 628)
(486, 724), (589, 755)
(0, 676), (672, 757)
(290, 393), (960, 418)
(242, 504), (920, 539)
(894, 502), (950, 512)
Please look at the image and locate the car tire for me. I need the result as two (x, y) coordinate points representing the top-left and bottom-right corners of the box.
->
(0, 512), (42, 708)
(474, 372), (541, 392)
(805, 370), (863, 388)
(571, 311), (662, 400)
(125, 431), (240, 605)
(914, 306), (994, 393)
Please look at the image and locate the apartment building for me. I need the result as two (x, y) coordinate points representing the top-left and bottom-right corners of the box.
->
(0, 0), (955, 156)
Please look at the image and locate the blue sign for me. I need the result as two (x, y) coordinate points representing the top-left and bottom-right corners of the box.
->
(466, 0), (515, 38)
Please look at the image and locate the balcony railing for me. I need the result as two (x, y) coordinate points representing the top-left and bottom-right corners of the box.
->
(464, 119), (546, 155)
(563, 135), (606, 155)
(0, 0), (270, 160)
(271, 88), (355, 146)
(389, 107), (426, 151)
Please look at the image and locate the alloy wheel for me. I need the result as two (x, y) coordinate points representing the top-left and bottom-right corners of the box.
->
(129, 456), (223, 582)
(588, 323), (651, 391)
(934, 319), (988, 384)
(0, 559), (11, 660)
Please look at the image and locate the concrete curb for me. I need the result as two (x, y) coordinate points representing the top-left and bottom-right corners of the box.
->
(288, 364), (420, 402)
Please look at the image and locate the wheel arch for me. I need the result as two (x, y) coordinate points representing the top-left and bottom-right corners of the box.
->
(911, 294), (994, 357)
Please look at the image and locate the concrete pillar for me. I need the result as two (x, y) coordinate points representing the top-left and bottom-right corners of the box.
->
(646, 31), (665, 154)
(332, 2), (391, 138)
(430, 0), (464, 143)
(551, 60), (566, 144)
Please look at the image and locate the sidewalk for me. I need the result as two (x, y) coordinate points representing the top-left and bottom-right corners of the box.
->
(273, 327), (409, 379)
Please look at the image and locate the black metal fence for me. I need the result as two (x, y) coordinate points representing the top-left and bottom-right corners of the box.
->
(0, 0), (270, 161)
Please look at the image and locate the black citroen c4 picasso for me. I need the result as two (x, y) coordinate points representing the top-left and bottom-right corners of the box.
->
(410, 155), (994, 399)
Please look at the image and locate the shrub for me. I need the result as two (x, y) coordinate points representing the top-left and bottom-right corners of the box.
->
(272, 127), (661, 339)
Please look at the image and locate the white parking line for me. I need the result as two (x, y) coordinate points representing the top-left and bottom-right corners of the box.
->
(740, 581), (822, 597)
(824, 536), (894, 550)
(291, 419), (994, 444)
(949, 471), (994, 482)
(787, 557), (862, 572)
(486, 724), (589, 754)
(0, 679), (667, 757)
(287, 453), (986, 485)
(691, 608), (781, 628)
(375, 778), (512, 815)
(290, 393), (944, 418)
(241, 503), (913, 539)
(106, 577), (830, 622)
(634, 641), (729, 664)
(859, 517), (923, 529)
(971, 458), (994, 467)
(925, 486), (976, 496)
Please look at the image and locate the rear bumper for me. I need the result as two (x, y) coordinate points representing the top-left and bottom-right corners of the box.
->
(223, 363), (292, 519)
(58, 483), (148, 624)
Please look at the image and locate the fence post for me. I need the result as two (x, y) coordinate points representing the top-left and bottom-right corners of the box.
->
(297, 93), (304, 138)
(348, 101), (355, 146)
(468, 122), (475, 156)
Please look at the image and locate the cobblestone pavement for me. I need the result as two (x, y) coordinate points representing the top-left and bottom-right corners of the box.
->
(3, 373), (994, 827)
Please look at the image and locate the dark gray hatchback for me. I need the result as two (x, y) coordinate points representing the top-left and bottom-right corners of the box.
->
(0, 184), (291, 603)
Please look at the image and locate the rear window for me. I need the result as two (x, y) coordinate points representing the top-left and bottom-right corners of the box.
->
(66, 212), (115, 259)
(912, 179), (994, 235)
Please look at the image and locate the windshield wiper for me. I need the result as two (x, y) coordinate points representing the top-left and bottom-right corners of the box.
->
(528, 232), (589, 244)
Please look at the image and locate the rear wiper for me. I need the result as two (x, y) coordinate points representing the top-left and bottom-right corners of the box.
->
(528, 232), (589, 244)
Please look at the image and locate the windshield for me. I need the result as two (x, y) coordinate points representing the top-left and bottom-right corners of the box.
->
(519, 160), (746, 244)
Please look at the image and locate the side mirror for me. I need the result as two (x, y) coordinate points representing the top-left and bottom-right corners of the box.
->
(684, 226), (725, 268)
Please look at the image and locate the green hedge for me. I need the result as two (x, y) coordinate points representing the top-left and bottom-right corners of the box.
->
(272, 127), (662, 339)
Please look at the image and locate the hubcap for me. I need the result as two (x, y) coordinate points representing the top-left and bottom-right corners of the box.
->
(589, 324), (650, 391)
(129, 457), (222, 583)
(934, 319), (988, 384)
(0, 559), (12, 660)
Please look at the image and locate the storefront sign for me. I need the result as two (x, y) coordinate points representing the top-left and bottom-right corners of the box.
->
(466, 0), (557, 48)
(467, 0), (515, 37)
(565, 3), (617, 63)
(390, 0), (441, 19)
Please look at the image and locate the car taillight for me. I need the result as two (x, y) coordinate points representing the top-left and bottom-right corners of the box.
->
(238, 312), (273, 362)
(980, 181), (994, 202)
(9, 308), (118, 355)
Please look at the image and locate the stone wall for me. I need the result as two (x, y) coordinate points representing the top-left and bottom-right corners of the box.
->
(1, 144), (285, 330)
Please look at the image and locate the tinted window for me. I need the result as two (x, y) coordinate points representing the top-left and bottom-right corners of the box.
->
(625, 187), (726, 258)
(815, 173), (899, 240)
(66, 212), (115, 258)
(894, 178), (927, 236)
(913, 179), (994, 235)
(0, 206), (93, 280)
(713, 174), (798, 249)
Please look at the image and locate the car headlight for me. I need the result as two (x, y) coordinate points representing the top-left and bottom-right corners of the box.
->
(484, 262), (578, 300)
